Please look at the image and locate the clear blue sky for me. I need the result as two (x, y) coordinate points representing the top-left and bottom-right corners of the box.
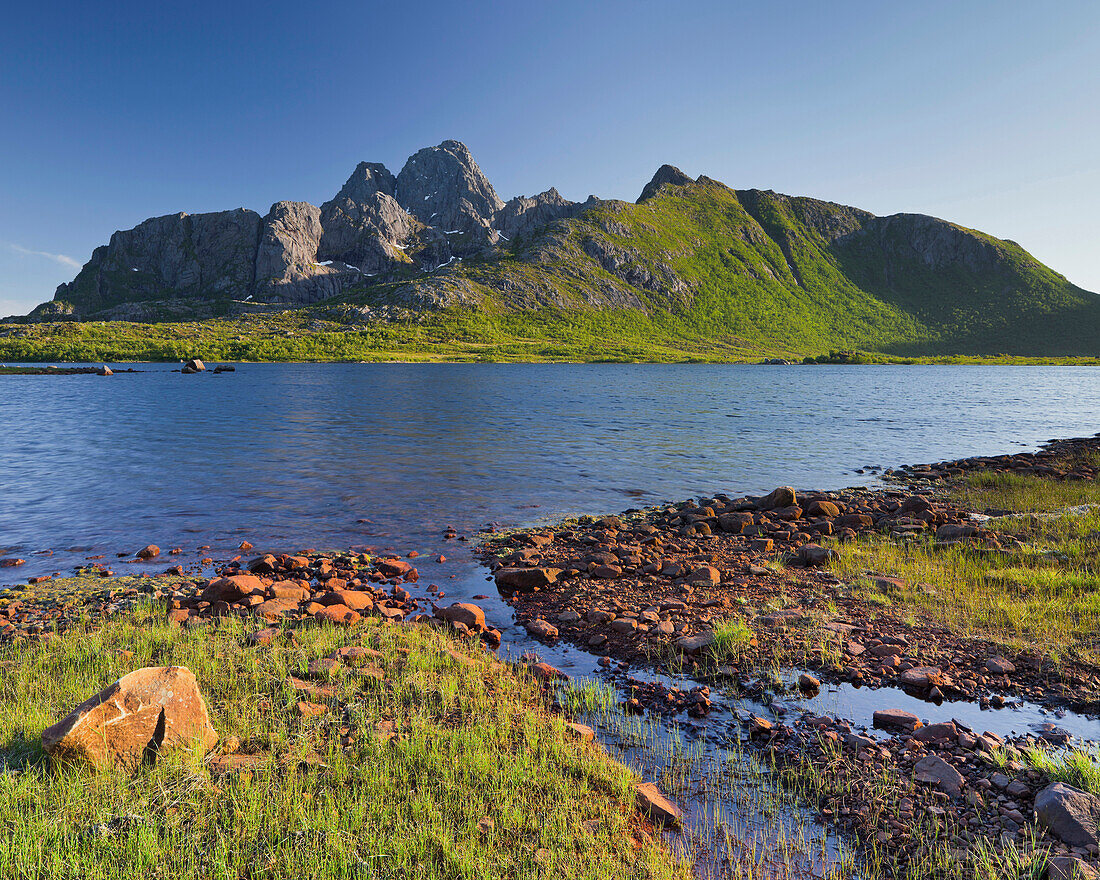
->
(2, 0), (1098, 314)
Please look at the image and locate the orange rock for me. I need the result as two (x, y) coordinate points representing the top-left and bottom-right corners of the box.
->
(42, 666), (217, 769)
(314, 604), (361, 627)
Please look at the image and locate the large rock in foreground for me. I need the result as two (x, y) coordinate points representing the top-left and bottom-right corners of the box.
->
(42, 666), (218, 769)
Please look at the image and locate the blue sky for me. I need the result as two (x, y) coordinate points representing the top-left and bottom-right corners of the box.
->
(2, 0), (1098, 314)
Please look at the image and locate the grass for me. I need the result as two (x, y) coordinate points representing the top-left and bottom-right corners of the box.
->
(0, 606), (687, 880)
(1022, 746), (1100, 796)
(830, 470), (1100, 659)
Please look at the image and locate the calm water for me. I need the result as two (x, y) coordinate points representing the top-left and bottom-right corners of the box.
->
(2, 363), (1099, 583)
(6, 362), (1100, 862)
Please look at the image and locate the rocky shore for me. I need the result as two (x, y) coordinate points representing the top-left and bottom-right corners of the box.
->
(5, 435), (1100, 879)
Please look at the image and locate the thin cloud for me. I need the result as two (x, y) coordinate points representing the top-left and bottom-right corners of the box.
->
(5, 242), (82, 269)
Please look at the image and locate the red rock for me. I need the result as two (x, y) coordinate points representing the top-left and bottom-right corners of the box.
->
(135, 544), (160, 560)
(0, 558), (26, 568)
(321, 589), (374, 612)
(269, 582), (310, 601)
(635, 782), (682, 827)
(314, 604), (361, 627)
(201, 575), (264, 603)
(806, 500), (840, 517)
(757, 487), (797, 510)
(493, 567), (562, 592)
(42, 666), (217, 769)
(254, 598), (300, 622)
(239, 541), (253, 551)
(526, 619), (559, 639)
(375, 557), (413, 577)
(436, 602), (486, 632)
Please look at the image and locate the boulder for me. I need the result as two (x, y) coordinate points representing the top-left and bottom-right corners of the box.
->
(1047, 856), (1100, 880)
(525, 619), (559, 640)
(135, 544), (160, 560)
(314, 604), (361, 627)
(986, 655), (1016, 674)
(806, 499), (840, 518)
(676, 631), (714, 654)
(201, 575), (264, 603)
(42, 666), (217, 769)
(183, 358), (205, 373)
(436, 602), (486, 632)
(899, 666), (943, 689)
(1035, 783), (1100, 848)
(494, 567), (561, 593)
(757, 487), (796, 510)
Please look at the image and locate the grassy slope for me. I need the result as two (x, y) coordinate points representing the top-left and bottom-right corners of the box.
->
(6, 178), (1099, 363)
(833, 467), (1100, 660)
(0, 608), (686, 880)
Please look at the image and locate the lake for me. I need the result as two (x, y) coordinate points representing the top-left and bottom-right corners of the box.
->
(2, 363), (1099, 588)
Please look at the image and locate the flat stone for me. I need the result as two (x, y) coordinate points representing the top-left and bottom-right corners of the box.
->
(873, 709), (921, 731)
(494, 567), (562, 592)
(676, 631), (714, 654)
(635, 782), (682, 827)
(525, 619), (559, 640)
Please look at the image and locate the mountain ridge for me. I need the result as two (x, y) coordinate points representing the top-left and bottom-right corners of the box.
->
(27, 140), (1100, 357)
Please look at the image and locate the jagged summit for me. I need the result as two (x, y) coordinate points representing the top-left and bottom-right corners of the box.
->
(638, 164), (694, 202)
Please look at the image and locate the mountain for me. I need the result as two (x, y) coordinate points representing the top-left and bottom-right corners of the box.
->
(31, 141), (1100, 357)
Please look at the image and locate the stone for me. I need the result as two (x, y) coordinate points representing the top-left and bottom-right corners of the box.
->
(676, 631), (714, 654)
(135, 544), (160, 560)
(611, 618), (638, 634)
(899, 666), (943, 689)
(986, 655), (1016, 674)
(326, 589), (374, 612)
(797, 544), (836, 567)
(873, 709), (921, 731)
(1035, 783), (1100, 848)
(913, 754), (964, 797)
(313, 605), (361, 627)
(269, 582), (310, 601)
(688, 565), (721, 587)
(436, 602), (486, 632)
(98, 365), (113, 376)
(1047, 856), (1100, 880)
(757, 487), (797, 510)
(253, 598), (300, 622)
(201, 575), (264, 603)
(494, 567), (562, 592)
(806, 500), (840, 518)
(635, 781), (682, 827)
(42, 666), (217, 769)
(565, 722), (595, 742)
(296, 701), (327, 718)
(911, 722), (958, 743)
(184, 358), (205, 373)
(526, 619), (559, 640)
(798, 673), (821, 693)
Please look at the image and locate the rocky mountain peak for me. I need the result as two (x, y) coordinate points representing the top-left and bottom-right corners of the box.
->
(395, 140), (503, 244)
(326, 161), (396, 206)
(638, 164), (694, 203)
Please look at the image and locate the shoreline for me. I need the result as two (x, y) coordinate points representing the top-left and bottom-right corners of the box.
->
(6, 435), (1100, 877)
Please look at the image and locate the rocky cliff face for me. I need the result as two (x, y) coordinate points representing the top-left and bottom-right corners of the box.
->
(394, 140), (503, 248)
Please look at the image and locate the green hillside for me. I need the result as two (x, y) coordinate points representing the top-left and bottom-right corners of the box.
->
(5, 171), (1098, 362)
